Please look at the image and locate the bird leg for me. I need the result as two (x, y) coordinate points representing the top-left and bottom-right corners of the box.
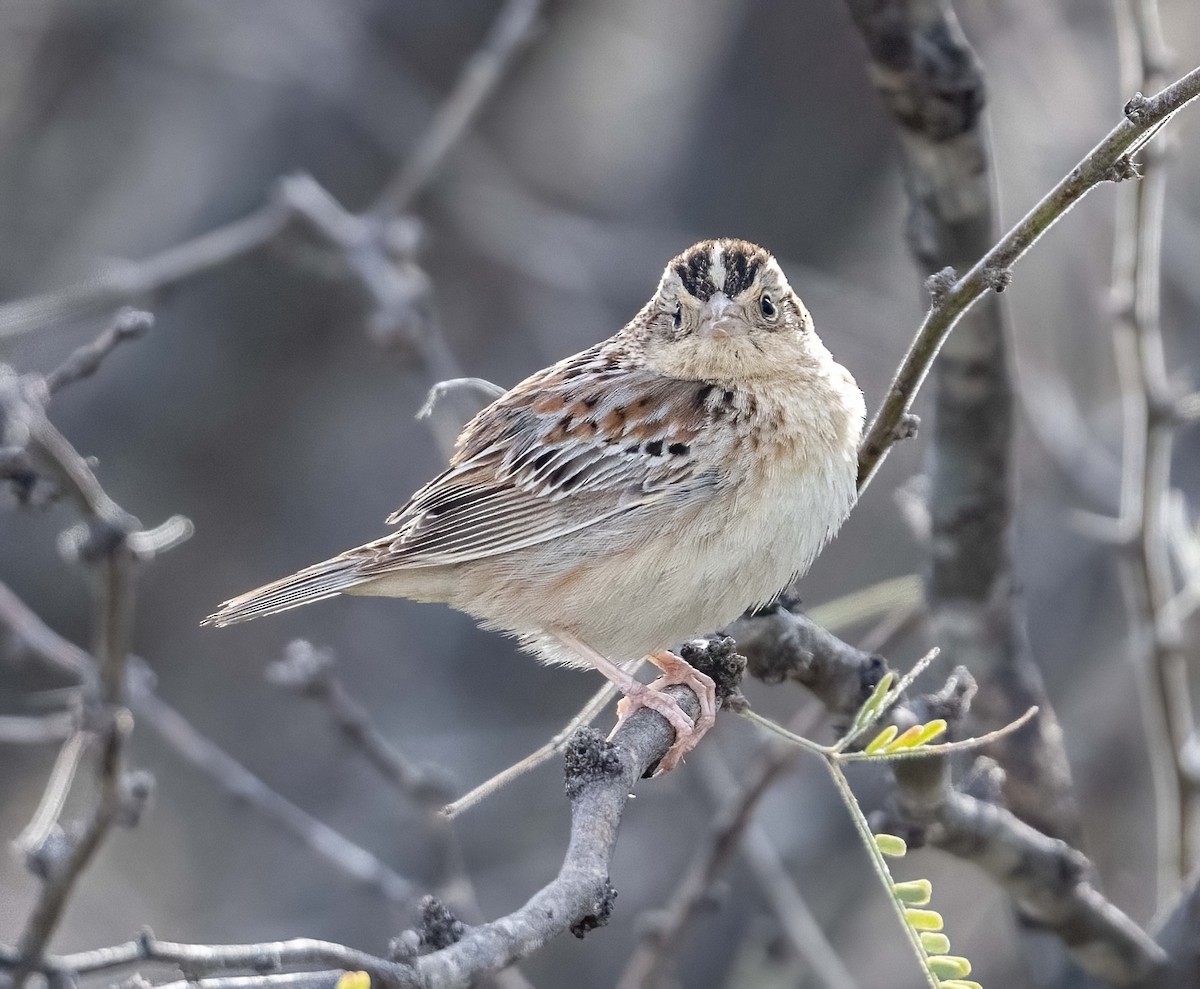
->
(615, 650), (716, 774)
(551, 631), (716, 775)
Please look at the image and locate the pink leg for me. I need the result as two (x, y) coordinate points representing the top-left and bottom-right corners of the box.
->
(551, 632), (717, 775)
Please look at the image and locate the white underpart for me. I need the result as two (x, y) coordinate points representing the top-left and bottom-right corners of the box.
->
(708, 243), (726, 295)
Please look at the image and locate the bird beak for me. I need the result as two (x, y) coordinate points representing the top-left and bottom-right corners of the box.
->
(698, 292), (746, 338)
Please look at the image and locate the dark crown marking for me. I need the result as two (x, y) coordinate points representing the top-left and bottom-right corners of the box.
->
(673, 245), (714, 302)
(671, 239), (770, 303)
(722, 241), (767, 298)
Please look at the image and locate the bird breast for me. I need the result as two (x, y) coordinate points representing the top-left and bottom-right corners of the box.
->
(476, 366), (863, 668)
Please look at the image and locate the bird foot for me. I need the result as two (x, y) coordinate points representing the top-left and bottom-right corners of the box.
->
(610, 650), (717, 775)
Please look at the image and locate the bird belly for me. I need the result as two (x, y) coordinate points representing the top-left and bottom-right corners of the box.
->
(450, 453), (856, 668)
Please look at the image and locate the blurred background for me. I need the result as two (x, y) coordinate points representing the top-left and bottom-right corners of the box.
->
(2, 1), (1199, 987)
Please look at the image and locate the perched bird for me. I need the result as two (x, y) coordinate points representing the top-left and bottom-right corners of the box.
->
(205, 239), (865, 773)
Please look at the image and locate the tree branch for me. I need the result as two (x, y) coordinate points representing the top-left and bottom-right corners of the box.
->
(731, 606), (1167, 984)
(1108, 0), (1196, 900)
(855, 61), (1200, 490)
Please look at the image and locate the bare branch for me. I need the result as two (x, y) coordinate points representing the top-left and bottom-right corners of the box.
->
(267, 640), (456, 805)
(732, 607), (1168, 985)
(2, 379), (143, 989)
(43, 309), (154, 395)
(1108, 0), (1195, 900)
(372, 0), (546, 215)
(125, 662), (421, 908)
(855, 62), (1200, 489)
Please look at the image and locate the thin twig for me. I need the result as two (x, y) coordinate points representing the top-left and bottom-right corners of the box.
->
(0, 205), (287, 341)
(44, 309), (154, 394)
(442, 672), (626, 819)
(125, 664), (420, 908)
(0, 712), (76, 745)
(372, 0), (545, 215)
(1109, 0), (1194, 901)
(5, 383), (143, 989)
(856, 62), (1200, 491)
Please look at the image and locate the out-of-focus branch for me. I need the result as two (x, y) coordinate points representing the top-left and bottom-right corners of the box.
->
(3, 642), (743, 989)
(0, 205), (287, 341)
(127, 662), (421, 908)
(0, 581), (421, 908)
(0, 0), (548, 349)
(732, 606), (1168, 985)
(1108, 0), (1195, 900)
(372, 0), (546, 216)
(0, 712), (76, 745)
(1, 376), (144, 989)
(854, 60), (1200, 490)
(615, 706), (856, 989)
(42, 308), (155, 394)
(845, 0), (1083, 870)
(267, 640), (456, 805)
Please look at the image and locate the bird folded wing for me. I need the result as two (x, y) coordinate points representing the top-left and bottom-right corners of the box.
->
(366, 356), (729, 570)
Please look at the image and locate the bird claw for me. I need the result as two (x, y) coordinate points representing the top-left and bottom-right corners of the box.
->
(609, 651), (717, 775)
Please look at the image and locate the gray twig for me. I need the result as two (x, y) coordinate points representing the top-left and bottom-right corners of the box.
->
(44, 309), (154, 395)
(1108, 0), (1195, 902)
(732, 606), (1168, 985)
(854, 61), (1200, 489)
(267, 640), (456, 805)
(372, 0), (545, 215)
(2, 381), (143, 989)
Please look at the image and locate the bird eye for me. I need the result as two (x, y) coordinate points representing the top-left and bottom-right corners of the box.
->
(759, 294), (777, 320)
(673, 303), (683, 329)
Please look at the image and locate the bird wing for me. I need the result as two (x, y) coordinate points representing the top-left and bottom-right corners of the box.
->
(359, 345), (735, 571)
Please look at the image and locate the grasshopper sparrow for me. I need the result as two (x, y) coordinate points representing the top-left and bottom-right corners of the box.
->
(206, 239), (865, 773)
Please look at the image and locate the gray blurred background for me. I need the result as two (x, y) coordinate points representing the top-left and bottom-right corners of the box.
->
(2, 1), (1199, 987)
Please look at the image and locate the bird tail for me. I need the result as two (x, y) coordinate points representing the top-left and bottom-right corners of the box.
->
(202, 554), (368, 627)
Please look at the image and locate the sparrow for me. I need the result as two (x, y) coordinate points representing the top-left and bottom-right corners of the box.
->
(205, 239), (865, 773)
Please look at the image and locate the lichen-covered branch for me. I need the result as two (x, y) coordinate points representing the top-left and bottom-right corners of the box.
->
(1, 642), (743, 989)
(731, 606), (1168, 985)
